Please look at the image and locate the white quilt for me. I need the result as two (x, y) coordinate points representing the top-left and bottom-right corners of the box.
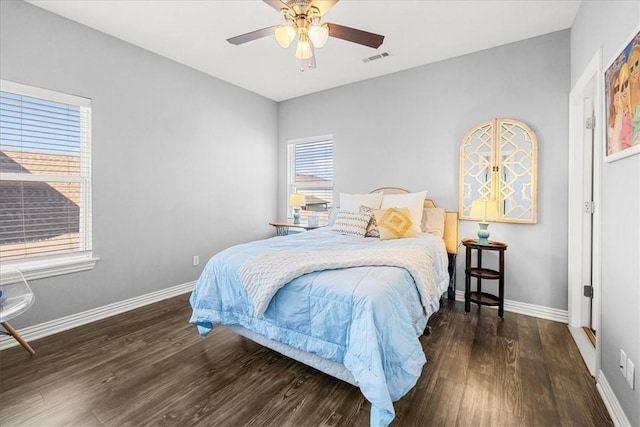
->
(238, 245), (436, 318)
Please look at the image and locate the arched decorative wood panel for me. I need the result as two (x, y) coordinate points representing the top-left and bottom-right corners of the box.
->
(459, 118), (538, 223)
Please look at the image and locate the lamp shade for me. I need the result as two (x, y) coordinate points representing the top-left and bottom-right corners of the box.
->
(289, 193), (305, 207)
(275, 25), (296, 48)
(295, 34), (313, 60)
(470, 199), (499, 222)
(308, 24), (329, 48)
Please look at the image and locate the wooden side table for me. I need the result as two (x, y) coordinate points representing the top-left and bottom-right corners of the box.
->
(463, 238), (508, 318)
(268, 222), (325, 236)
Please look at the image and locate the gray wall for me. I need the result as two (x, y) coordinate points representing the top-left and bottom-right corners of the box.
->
(571, 1), (640, 424)
(0, 0), (279, 328)
(279, 30), (571, 311)
(3, 0), (638, 422)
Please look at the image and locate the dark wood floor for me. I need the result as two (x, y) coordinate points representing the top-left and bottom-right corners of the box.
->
(0, 293), (613, 427)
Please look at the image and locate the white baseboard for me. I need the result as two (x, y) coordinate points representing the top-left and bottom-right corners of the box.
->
(0, 281), (196, 351)
(597, 370), (632, 427)
(3, 286), (567, 352)
(454, 290), (568, 323)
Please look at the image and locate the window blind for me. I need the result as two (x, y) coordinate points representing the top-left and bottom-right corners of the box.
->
(0, 81), (92, 262)
(288, 138), (333, 220)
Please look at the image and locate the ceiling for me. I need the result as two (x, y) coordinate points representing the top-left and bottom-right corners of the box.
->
(27, 0), (581, 102)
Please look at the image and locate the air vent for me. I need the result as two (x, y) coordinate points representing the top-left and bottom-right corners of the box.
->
(362, 51), (392, 63)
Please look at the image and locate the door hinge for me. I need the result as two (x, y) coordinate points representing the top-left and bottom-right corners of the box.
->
(585, 116), (595, 130)
(583, 285), (593, 298)
(584, 201), (595, 214)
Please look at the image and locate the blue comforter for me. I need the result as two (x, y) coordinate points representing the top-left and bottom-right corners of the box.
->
(189, 228), (449, 426)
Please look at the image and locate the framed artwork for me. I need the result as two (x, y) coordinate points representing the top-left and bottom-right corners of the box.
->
(604, 26), (640, 162)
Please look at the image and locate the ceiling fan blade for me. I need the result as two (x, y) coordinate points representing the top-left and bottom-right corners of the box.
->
(263, 0), (288, 12)
(227, 26), (276, 45)
(309, 0), (339, 16)
(326, 23), (384, 49)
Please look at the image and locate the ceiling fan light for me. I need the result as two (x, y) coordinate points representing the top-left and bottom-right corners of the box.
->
(309, 24), (329, 48)
(295, 35), (313, 60)
(275, 25), (295, 48)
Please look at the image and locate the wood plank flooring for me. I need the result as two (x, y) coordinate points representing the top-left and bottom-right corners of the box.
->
(0, 294), (613, 426)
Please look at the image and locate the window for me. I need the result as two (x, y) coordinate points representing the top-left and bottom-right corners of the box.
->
(0, 80), (96, 279)
(287, 136), (334, 222)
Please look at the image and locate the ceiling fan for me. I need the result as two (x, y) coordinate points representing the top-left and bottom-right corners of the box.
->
(227, 0), (385, 71)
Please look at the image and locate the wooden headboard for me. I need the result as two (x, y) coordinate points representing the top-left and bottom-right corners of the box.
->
(370, 187), (459, 254)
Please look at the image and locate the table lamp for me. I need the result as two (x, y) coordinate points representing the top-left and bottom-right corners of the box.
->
(289, 193), (305, 224)
(470, 199), (499, 245)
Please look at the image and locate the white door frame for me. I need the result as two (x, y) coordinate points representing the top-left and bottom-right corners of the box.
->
(568, 49), (603, 378)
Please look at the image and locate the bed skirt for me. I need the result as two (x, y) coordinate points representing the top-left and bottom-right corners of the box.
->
(225, 324), (358, 386)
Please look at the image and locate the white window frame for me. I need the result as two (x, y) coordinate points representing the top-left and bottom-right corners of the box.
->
(287, 135), (334, 221)
(0, 80), (98, 281)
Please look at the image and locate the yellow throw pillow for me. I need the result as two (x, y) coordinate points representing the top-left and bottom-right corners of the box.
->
(373, 207), (419, 240)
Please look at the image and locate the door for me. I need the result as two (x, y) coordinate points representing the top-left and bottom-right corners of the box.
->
(568, 49), (602, 377)
(581, 96), (596, 344)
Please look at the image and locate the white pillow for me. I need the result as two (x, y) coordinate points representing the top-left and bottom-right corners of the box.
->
(339, 192), (383, 212)
(381, 190), (428, 233)
(421, 207), (446, 238)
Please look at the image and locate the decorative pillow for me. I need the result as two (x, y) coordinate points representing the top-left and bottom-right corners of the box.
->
(373, 208), (419, 240)
(421, 207), (446, 238)
(380, 190), (428, 233)
(339, 192), (383, 212)
(359, 205), (380, 238)
(332, 211), (372, 237)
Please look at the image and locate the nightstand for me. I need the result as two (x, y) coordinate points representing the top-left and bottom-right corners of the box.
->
(268, 221), (326, 236)
(463, 238), (508, 318)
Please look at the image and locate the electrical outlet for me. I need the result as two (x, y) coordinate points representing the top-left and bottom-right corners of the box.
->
(626, 359), (635, 389)
(620, 349), (627, 376)
(192, 255), (199, 267)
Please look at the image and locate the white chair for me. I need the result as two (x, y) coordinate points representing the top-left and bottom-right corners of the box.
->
(0, 267), (35, 354)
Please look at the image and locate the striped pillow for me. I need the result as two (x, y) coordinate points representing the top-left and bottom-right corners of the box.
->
(332, 211), (372, 237)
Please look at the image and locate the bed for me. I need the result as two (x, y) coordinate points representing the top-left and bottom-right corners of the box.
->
(189, 188), (459, 426)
